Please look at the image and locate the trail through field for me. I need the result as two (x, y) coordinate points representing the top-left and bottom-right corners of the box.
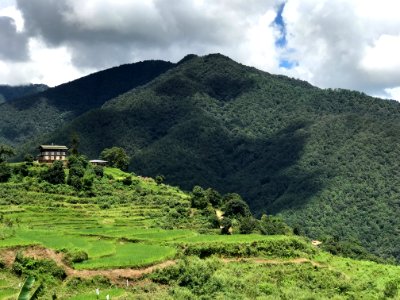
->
(222, 257), (322, 267)
(0, 246), (321, 285)
(0, 246), (175, 284)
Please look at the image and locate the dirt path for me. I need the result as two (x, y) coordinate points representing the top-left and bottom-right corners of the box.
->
(0, 246), (175, 284)
(1, 246), (321, 285)
(222, 257), (321, 267)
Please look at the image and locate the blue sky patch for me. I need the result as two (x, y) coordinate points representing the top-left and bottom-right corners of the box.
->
(273, 2), (298, 69)
(273, 3), (287, 48)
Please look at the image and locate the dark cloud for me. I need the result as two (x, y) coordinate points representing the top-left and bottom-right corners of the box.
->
(15, 0), (277, 69)
(0, 16), (28, 61)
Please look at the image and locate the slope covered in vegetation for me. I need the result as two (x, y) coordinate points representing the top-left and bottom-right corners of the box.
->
(0, 162), (399, 299)
(0, 60), (174, 146)
(41, 54), (400, 262)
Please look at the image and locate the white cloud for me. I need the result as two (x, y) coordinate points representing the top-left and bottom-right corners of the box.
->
(385, 87), (400, 101)
(0, 0), (399, 101)
(281, 0), (400, 96)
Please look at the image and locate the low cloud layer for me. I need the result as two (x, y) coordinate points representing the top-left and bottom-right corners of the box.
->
(0, 0), (400, 100)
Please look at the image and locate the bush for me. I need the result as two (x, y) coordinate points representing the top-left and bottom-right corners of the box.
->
(122, 176), (133, 186)
(151, 257), (222, 296)
(12, 252), (66, 281)
(93, 166), (104, 177)
(259, 215), (292, 235)
(223, 194), (251, 218)
(239, 217), (257, 234)
(384, 280), (399, 298)
(62, 249), (89, 266)
(40, 161), (65, 184)
(0, 163), (11, 182)
(220, 217), (232, 235)
(191, 186), (209, 209)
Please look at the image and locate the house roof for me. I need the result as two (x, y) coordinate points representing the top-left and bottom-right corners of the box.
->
(39, 145), (68, 150)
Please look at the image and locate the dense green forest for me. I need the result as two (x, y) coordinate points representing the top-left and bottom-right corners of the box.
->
(0, 60), (174, 145)
(1, 54), (400, 262)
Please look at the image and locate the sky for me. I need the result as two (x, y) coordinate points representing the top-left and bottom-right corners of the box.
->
(1, 0), (400, 100)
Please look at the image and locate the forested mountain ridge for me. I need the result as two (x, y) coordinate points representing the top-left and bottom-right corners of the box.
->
(0, 83), (48, 103)
(39, 53), (400, 261)
(0, 60), (174, 145)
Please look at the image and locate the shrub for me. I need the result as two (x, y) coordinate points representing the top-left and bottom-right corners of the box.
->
(151, 257), (222, 295)
(93, 166), (104, 177)
(13, 252), (66, 281)
(40, 161), (65, 184)
(0, 163), (12, 182)
(62, 249), (89, 266)
(239, 217), (257, 234)
(155, 175), (165, 185)
(220, 217), (232, 235)
(384, 280), (399, 298)
(122, 176), (133, 186)
(191, 186), (209, 209)
(259, 214), (292, 235)
(223, 194), (251, 218)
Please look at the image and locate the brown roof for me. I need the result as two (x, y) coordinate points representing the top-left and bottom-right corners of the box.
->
(39, 145), (68, 150)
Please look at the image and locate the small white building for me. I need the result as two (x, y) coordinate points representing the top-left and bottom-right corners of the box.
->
(89, 159), (108, 166)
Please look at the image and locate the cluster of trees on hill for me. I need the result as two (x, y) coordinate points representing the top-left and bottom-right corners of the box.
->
(189, 185), (292, 236)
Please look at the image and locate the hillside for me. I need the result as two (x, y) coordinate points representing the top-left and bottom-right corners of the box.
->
(0, 164), (399, 299)
(0, 60), (174, 146)
(40, 54), (400, 262)
(0, 84), (48, 104)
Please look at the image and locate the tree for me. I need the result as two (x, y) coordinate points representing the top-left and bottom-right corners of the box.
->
(0, 144), (15, 163)
(67, 155), (88, 190)
(100, 147), (129, 170)
(0, 163), (12, 182)
(24, 154), (34, 165)
(204, 188), (222, 207)
(223, 193), (251, 218)
(69, 132), (80, 156)
(155, 175), (165, 185)
(190, 186), (209, 209)
(259, 214), (292, 235)
(41, 161), (65, 184)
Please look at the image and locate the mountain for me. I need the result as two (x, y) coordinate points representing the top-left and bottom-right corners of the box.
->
(37, 53), (400, 262)
(0, 60), (174, 145)
(0, 84), (48, 103)
(0, 54), (396, 261)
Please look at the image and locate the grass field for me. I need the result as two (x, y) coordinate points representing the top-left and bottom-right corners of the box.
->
(1, 166), (400, 299)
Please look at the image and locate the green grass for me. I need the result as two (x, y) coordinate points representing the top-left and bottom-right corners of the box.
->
(74, 243), (176, 270)
(0, 287), (18, 299)
(1, 166), (400, 299)
(173, 234), (293, 244)
(68, 288), (127, 300)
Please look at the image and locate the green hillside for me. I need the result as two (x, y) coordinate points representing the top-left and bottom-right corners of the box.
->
(0, 60), (174, 145)
(42, 54), (400, 262)
(0, 163), (399, 299)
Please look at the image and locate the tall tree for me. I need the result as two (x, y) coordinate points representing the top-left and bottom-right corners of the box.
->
(100, 147), (129, 170)
(0, 144), (15, 163)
